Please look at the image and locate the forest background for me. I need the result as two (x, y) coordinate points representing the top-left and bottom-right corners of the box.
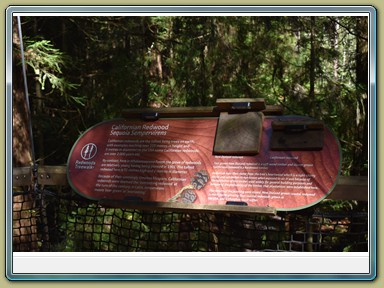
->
(12, 15), (369, 177)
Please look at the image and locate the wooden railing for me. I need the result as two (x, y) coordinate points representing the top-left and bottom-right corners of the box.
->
(13, 165), (368, 202)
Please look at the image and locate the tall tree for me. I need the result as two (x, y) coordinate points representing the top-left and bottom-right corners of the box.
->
(352, 16), (368, 175)
(309, 16), (316, 102)
(12, 16), (38, 252)
(13, 17), (32, 167)
(16, 15), (369, 175)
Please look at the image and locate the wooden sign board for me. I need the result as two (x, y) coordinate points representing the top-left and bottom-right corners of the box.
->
(67, 116), (341, 213)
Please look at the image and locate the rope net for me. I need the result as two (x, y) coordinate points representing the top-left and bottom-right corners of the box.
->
(12, 186), (368, 252)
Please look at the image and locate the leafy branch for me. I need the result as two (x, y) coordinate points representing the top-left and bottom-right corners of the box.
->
(24, 39), (84, 105)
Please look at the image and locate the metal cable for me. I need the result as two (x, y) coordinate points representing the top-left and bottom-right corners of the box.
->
(17, 15), (40, 199)
(17, 16), (37, 171)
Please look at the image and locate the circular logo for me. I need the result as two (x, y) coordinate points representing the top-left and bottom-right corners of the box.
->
(80, 143), (97, 160)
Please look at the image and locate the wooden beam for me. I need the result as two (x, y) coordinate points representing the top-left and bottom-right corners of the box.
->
(13, 166), (32, 186)
(37, 165), (68, 186)
(121, 105), (284, 119)
(12, 166), (369, 202)
(12, 165), (68, 187)
(99, 199), (277, 216)
(327, 176), (368, 202)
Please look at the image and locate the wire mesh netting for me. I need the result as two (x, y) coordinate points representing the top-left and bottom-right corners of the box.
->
(12, 185), (368, 252)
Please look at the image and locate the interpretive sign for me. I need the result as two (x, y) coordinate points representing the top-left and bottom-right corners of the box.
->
(67, 116), (341, 211)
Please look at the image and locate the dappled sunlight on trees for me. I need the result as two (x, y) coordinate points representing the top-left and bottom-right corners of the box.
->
(13, 15), (368, 175)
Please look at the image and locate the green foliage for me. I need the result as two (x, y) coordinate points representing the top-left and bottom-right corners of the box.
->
(17, 16), (368, 252)
(19, 16), (368, 172)
(51, 202), (186, 252)
(316, 199), (360, 212)
(24, 39), (82, 102)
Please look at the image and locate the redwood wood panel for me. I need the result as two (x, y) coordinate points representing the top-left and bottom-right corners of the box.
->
(271, 121), (324, 130)
(214, 112), (263, 155)
(270, 120), (324, 150)
(270, 130), (324, 151)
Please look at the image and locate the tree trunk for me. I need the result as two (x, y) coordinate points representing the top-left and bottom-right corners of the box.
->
(13, 17), (32, 167)
(352, 17), (368, 176)
(140, 17), (150, 108)
(12, 16), (39, 251)
(309, 16), (316, 114)
(332, 18), (339, 80)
